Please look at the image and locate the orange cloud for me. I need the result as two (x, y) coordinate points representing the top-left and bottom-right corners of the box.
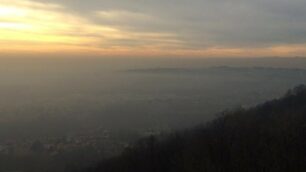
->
(0, 0), (306, 58)
(0, 0), (184, 56)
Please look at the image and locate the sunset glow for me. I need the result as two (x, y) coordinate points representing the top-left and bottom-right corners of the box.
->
(1, 0), (306, 57)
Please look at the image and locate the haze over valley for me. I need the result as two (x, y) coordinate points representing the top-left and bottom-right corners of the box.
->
(0, 57), (306, 140)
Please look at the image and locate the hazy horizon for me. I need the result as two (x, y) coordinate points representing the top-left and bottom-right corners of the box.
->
(0, 57), (305, 139)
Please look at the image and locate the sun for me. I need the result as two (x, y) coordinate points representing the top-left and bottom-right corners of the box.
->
(0, 5), (31, 30)
(0, 5), (27, 17)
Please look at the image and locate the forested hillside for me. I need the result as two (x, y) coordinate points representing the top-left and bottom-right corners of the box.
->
(88, 85), (306, 172)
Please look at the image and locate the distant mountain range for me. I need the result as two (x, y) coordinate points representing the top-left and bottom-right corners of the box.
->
(126, 66), (306, 77)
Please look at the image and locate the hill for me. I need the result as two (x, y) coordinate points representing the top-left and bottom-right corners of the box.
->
(87, 85), (306, 172)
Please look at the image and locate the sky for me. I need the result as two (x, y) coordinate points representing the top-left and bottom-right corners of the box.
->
(1, 0), (306, 57)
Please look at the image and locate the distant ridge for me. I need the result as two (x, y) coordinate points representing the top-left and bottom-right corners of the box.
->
(125, 66), (306, 80)
(126, 66), (306, 74)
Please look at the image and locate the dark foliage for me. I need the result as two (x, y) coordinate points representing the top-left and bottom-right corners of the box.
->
(88, 85), (306, 172)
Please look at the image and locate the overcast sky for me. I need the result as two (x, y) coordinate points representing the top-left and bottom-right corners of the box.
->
(1, 0), (306, 57)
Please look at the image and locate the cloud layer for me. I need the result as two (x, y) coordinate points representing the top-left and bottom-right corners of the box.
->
(1, 0), (306, 57)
